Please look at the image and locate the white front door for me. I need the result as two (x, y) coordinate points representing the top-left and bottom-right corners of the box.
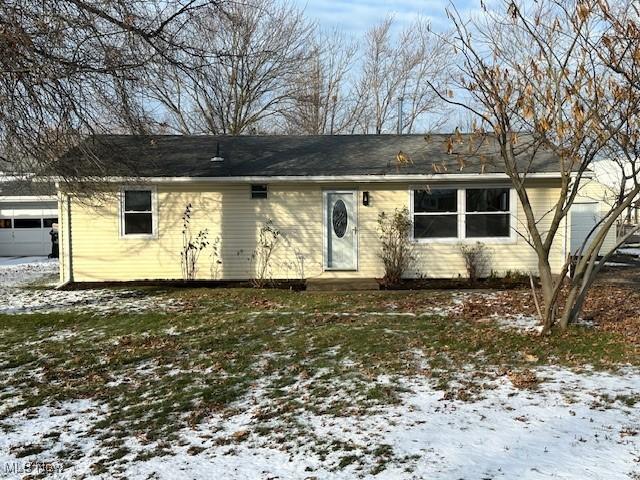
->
(570, 202), (600, 255)
(324, 191), (357, 270)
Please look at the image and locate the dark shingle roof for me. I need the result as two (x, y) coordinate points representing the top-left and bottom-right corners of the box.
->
(55, 134), (563, 178)
(0, 179), (56, 197)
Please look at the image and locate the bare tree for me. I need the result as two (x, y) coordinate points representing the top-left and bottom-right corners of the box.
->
(352, 16), (450, 134)
(0, 0), (222, 175)
(560, 0), (640, 327)
(145, 0), (314, 135)
(283, 30), (357, 134)
(430, 0), (640, 332)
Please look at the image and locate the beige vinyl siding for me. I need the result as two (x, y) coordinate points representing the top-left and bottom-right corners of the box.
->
(61, 181), (568, 283)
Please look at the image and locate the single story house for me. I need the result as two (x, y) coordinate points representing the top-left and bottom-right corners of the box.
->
(53, 134), (616, 284)
(0, 178), (58, 257)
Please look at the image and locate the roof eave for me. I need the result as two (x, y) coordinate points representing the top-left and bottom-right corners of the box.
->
(45, 172), (585, 184)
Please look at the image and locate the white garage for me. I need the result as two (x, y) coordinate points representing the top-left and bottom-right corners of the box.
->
(0, 181), (58, 257)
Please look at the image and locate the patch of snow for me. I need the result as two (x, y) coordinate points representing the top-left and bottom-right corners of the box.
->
(492, 314), (544, 333)
(2, 367), (638, 479)
(0, 257), (183, 315)
(0, 399), (107, 476)
(0, 256), (58, 287)
(127, 367), (640, 479)
(490, 314), (595, 334)
(618, 247), (640, 257)
(0, 287), (184, 315)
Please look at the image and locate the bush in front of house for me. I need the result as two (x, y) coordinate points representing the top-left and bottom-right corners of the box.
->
(181, 203), (210, 281)
(459, 241), (491, 282)
(250, 218), (283, 288)
(377, 207), (414, 286)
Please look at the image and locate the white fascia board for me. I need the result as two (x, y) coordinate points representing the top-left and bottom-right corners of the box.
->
(47, 172), (576, 184)
(0, 195), (58, 202)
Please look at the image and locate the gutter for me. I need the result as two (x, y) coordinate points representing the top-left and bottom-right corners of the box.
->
(43, 172), (590, 184)
(0, 195), (58, 202)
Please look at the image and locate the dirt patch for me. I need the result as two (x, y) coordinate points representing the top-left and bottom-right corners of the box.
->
(380, 275), (531, 291)
(62, 279), (307, 291)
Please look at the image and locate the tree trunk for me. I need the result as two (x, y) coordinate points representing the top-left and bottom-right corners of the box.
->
(538, 259), (557, 333)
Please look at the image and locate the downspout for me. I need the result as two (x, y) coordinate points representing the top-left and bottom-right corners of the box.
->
(66, 194), (74, 284)
(563, 208), (569, 277)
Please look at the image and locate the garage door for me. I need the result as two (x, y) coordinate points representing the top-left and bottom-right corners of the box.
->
(0, 202), (58, 256)
(570, 202), (600, 255)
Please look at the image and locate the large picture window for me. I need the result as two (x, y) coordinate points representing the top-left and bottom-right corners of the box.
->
(122, 189), (155, 237)
(411, 187), (513, 241)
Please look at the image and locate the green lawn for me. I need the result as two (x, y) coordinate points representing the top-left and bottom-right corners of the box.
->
(0, 288), (637, 472)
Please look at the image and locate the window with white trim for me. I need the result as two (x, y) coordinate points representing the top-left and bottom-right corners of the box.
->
(411, 187), (513, 241)
(412, 188), (458, 239)
(122, 189), (154, 236)
(465, 188), (510, 238)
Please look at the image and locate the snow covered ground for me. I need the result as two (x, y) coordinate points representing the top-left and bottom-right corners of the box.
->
(0, 366), (638, 479)
(618, 244), (640, 258)
(0, 256), (183, 314)
(2, 258), (639, 478)
(0, 256), (58, 287)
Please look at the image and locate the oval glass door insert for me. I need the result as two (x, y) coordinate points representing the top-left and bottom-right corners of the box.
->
(332, 200), (348, 238)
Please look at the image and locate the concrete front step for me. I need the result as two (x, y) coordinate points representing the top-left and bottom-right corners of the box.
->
(306, 278), (380, 292)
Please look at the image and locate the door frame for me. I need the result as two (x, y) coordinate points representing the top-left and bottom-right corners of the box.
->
(322, 189), (359, 271)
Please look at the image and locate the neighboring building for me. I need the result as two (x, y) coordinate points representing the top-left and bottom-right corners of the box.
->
(592, 158), (640, 240)
(0, 179), (58, 256)
(54, 134), (617, 284)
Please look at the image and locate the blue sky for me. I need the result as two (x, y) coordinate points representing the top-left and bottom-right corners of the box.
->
(293, 0), (479, 35)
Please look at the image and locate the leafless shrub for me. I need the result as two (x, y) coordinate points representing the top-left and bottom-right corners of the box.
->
(250, 219), (283, 288)
(181, 203), (209, 281)
(377, 207), (414, 286)
(459, 242), (491, 282)
(209, 236), (222, 280)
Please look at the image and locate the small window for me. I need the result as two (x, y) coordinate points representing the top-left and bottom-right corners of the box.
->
(123, 189), (154, 236)
(43, 218), (58, 228)
(14, 218), (41, 229)
(412, 189), (458, 239)
(251, 184), (268, 199)
(0, 219), (11, 229)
